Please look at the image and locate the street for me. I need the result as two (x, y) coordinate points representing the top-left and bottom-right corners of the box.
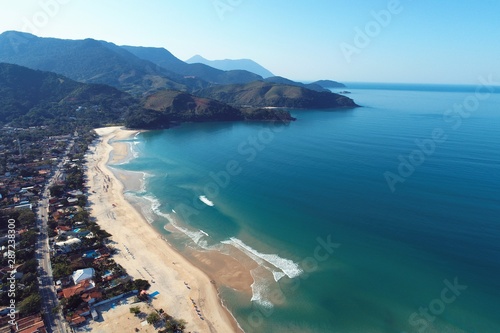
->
(35, 145), (73, 333)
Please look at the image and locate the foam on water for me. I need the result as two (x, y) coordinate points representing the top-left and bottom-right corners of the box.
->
(141, 195), (210, 248)
(249, 268), (274, 309)
(129, 141), (140, 159)
(199, 195), (214, 206)
(139, 172), (152, 194)
(221, 237), (303, 280)
(272, 271), (286, 282)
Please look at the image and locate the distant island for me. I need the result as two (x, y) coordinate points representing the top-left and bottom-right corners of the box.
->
(311, 80), (346, 88)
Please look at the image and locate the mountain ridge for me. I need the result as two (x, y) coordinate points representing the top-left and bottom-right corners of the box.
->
(120, 45), (263, 85)
(0, 31), (208, 95)
(0, 63), (295, 130)
(186, 54), (274, 78)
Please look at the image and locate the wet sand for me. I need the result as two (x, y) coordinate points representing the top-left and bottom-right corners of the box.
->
(85, 126), (244, 333)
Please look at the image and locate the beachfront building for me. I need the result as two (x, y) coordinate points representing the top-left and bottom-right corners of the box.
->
(72, 268), (95, 284)
(54, 237), (82, 253)
(60, 279), (96, 299)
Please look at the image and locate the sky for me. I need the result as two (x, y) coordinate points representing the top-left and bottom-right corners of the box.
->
(1, 0), (500, 84)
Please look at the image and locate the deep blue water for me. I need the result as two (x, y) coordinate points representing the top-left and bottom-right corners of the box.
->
(118, 83), (500, 333)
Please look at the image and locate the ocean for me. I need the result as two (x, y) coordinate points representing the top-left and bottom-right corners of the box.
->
(115, 82), (500, 333)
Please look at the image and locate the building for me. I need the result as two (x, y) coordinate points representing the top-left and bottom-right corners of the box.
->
(54, 238), (82, 253)
(72, 268), (95, 285)
(60, 279), (95, 298)
(14, 314), (46, 333)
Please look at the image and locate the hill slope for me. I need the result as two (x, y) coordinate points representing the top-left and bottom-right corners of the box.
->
(264, 76), (328, 92)
(0, 63), (294, 130)
(186, 55), (274, 78)
(195, 81), (358, 109)
(0, 31), (207, 95)
(0, 62), (137, 127)
(126, 89), (294, 129)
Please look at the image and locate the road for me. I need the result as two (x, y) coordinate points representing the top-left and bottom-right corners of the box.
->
(35, 142), (74, 333)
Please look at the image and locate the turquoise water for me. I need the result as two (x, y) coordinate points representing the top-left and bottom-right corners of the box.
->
(117, 83), (500, 333)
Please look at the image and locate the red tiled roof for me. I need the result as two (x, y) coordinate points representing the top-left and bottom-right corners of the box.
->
(67, 314), (86, 325)
(61, 280), (93, 298)
(16, 314), (46, 333)
(81, 291), (102, 303)
(56, 226), (71, 231)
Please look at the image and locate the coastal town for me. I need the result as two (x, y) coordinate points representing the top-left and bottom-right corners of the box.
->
(0, 125), (192, 333)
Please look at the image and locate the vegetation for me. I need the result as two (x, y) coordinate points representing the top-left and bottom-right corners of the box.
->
(0, 207), (41, 311)
(132, 89), (297, 128)
(66, 294), (84, 312)
(52, 256), (73, 279)
(129, 306), (141, 315)
(196, 80), (358, 109)
(132, 278), (151, 291)
(264, 76), (330, 92)
(18, 293), (42, 316)
(49, 184), (65, 197)
(0, 62), (139, 128)
(0, 31), (202, 95)
(160, 316), (187, 333)
(146, 311), (160, 325)
(0, 62), (295, 130)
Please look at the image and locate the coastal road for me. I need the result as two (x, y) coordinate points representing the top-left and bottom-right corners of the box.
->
(35, 146), (73, 333)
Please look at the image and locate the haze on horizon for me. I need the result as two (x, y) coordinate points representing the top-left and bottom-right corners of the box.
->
(1, 0), (499, 85)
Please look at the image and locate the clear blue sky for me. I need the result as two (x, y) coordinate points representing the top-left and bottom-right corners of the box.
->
(1, 0), (499, 84)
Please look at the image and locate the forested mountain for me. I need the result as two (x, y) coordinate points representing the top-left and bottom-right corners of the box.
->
(0, 63), (295, 130)
(0, 63), (137, 128)
(0, 31), (355, 130)
(0, 31), (207, 95)
(264, 76), (329, 92)
(196, 81), (358, 109)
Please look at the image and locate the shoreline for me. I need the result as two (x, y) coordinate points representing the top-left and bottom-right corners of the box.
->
(85, 126), (243, 333)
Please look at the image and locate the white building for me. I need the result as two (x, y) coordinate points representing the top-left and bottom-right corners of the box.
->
(54, 238), (82, 253)
(72, 268), (96, 285)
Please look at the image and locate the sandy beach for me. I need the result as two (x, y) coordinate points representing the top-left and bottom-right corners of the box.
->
(85, 126), (243, 333)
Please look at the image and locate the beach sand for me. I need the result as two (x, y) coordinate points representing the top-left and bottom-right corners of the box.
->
(85, 126), (243, 333)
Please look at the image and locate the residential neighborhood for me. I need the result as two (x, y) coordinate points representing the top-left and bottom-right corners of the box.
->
(0, 126), (171, 333)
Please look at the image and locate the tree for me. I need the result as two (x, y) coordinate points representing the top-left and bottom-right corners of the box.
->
(20, 272), (37, 285)
(129, 306), (141, 315)
(17, 209), (36, 228)
(133, 279), (150, 291)
(67, 294), (83, 311)
(146, 311), (160, 325)
(20, 230), (38, 248)
(177, 319), (187, 330)
(51, 304), (61, 315)
(19, 259), (37, 273)
(53, 263), (72, 279)
(77, 195), (87, 207)
(49, 184), (64, 197)
(19, 293), (41, 316)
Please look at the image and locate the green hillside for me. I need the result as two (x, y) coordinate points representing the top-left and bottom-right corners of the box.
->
(0, 63), (137, 128)
(195, 81), (358, 108)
